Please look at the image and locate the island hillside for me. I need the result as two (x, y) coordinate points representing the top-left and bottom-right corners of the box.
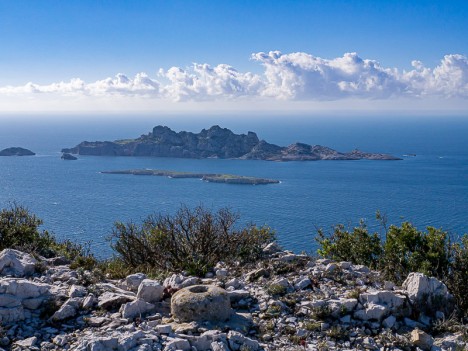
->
(0, 147), (35, 156)
(62, 125), (401, 161)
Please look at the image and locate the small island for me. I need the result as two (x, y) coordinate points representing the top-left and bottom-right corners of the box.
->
(0, 147), (35, 156)
(101, 169), (280, 185)
(61, 153), (78, 160)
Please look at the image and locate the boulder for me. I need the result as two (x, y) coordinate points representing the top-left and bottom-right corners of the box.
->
(0, 249), (37, 277)
(97, 292), (135, 310)
(125, 273), (147, 292)
(403, 272), (450, 302)
(354, 303), (388, 321)
(171, 285), (231, 322)
(119, 299), (155, 319)
(136, 279), (164, 303)
(402, 272), (454, 314)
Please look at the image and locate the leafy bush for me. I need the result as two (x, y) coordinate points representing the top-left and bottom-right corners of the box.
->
(316, 222), (382, 269)
(447, 235), (468, 315)
(382, 223), (450, 282)
(0, 204), (96, 268)
(316, 218), (468, 317)
(109, 205), (275, 276)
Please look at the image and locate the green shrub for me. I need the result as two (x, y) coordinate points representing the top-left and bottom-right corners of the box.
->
(316, 218), (468, 317)
(109, 205), (275, 276)
(316, 222), (382, 269)
(447, 235), (468, 316)
(382, 223), (450, 283)
(0, 204), (96, 269)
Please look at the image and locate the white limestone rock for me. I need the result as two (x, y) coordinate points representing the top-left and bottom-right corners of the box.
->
(119, 299), (156, 319)
(136, 279), (164, 304)
(0, 249), (37, 277)
(125, 273), (147, 292)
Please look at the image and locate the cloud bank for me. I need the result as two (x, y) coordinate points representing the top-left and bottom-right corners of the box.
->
(1, 51), (468, 113)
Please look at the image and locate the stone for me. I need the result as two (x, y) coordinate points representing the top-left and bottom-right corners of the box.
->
(69, 285), (87, 298)
(228, 290), (250, 303)
(125, 273), (147, 292)
(155, 324), (172, 334)
(271, 277), (289, 288)
(164, 274), (200, 289)
(216, 269), (228, 278)
(164, 338), (191, 351)
(82, 294), (97, 309)
(354, 303), (388, 321)
(225, 278), (241, 289)
(359, 291), (405, 311)
(136, 279), (164, 303)
(382, 315), (396, 329)
(402, 272), (450, 304)
(171, 285), (231, 322)
(263, 242), (281, 255)
(86, 316), (109, 327)
(51, 298), (82, 321)
(411, 329), (434, 350)
(13, 336), (37, 348)
(119, 299), (156, 319)
(97, 292), (135, 310)
(0, 249), (37, 277)
(294, 278), (311, 290)
(86, 336), (118, 351)
(227, 331), (259, 351)
(325, 263), (338, 272)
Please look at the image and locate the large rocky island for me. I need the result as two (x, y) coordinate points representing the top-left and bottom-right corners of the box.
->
(62, 125), (401, 161)
(0, 147), (35, 156)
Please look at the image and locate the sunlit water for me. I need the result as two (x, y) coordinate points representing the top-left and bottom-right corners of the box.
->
(1, 115), (467, 257)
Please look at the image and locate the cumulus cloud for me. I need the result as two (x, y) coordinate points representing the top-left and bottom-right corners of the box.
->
(1, 51), (468, 109)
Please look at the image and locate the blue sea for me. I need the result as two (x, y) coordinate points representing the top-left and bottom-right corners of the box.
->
(1, 115), (467, 258)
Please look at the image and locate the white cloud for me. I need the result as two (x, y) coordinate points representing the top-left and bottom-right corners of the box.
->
(1, 51), (468, 112)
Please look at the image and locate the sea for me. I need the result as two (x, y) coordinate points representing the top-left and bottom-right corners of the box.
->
(1, 115), (467, 258)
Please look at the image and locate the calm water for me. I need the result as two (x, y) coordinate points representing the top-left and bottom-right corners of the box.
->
(1, 115), (467, 257)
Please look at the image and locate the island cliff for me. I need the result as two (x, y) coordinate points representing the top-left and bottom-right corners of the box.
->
(62, 125), (401, 161)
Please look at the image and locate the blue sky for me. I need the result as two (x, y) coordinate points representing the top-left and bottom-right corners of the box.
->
(1, 0), (468, 114)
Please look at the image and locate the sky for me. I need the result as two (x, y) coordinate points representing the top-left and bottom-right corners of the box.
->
(1, 0), (468, 115)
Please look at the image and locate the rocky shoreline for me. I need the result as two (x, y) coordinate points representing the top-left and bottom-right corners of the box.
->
(0, 247), (465, 351)
(62, 125), (401, 161)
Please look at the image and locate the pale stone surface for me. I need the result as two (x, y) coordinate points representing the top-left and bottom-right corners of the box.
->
(228, 331), (259, 351)
(171, 285), (231, 322)
(0, 249), (37, 277)
(119, 299), (155, 319)
(136, 279), (164, 303)
(403, 272), (450, 302)
(125, 273), (147, 292)
(97, 292), (135, 310)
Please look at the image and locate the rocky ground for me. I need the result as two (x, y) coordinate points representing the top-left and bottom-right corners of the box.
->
(0, 245), (466, 351)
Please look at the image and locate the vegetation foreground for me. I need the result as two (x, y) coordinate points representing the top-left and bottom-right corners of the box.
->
(0, 204), (466, 350)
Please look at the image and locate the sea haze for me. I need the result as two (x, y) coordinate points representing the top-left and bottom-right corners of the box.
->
(1, 115), (467, 257)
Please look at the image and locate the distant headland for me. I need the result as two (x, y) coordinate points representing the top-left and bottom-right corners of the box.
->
(0, 147), (35, 156)
(62, 125), (401, 161)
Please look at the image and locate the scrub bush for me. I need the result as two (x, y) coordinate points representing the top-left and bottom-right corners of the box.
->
(109, 205), (275, 276)
(316, 218), (468, 317)
(0, 204), (96, 268)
